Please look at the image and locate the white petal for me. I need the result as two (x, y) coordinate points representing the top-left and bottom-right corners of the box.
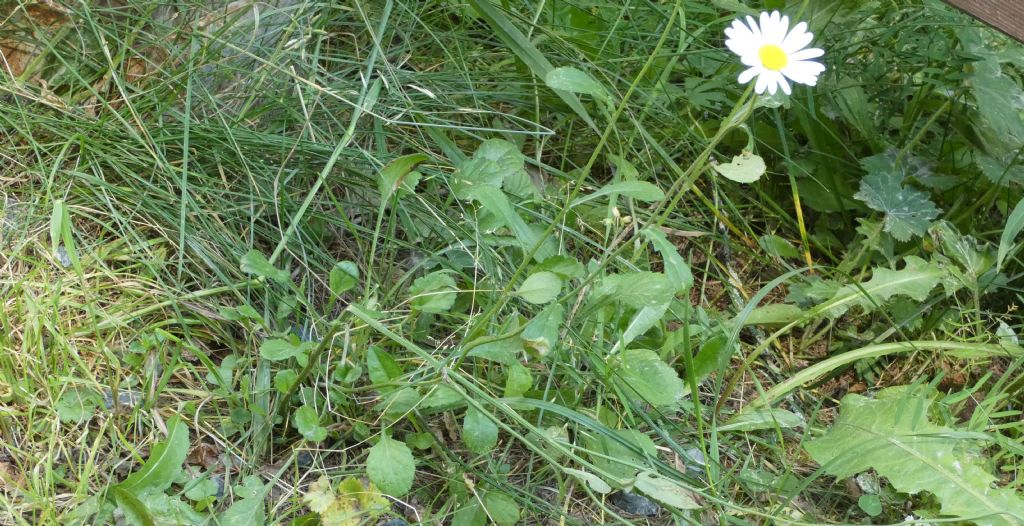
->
(778, 74), (792, 95)
(782, 22), (813, 53)
(789, 48), (824, 61)
(759, 12), (772, 39)
(755, 72), (770, 94)
(766, 72), (780, 95)
(781, 62), (823, 85)
(740, 51), (760, 67)
(744, 15), (762, 40)
(738, 66), (760, 84)
(725, 21), (758, 56)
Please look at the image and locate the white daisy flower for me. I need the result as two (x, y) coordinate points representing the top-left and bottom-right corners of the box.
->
(724, 10), (825, 95)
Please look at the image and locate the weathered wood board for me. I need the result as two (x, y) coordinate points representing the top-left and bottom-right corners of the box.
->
(946, 0), (1024, 43)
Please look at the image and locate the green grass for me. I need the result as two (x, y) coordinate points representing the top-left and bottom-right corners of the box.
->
(2, 0), (1024, 525)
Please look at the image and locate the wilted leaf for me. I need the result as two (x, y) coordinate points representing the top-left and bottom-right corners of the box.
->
(713, 153), (766, 183)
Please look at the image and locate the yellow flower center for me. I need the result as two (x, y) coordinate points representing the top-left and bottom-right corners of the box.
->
(758, 44), (788, 71)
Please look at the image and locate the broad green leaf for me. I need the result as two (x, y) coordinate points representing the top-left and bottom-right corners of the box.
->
(821, 256), (945, 318)
(467, 185), (555, 261)
(585, 429), (657, 481)
(522, 303), (564, 358)
(463, 408), (499, 454)
(259, 337), (314, 362)
(378, 153), (428, 199)
(130, 489), (207, 526)
(570, 181), (664, 207)
(805, 385), (1024, 526)
(691, 333), (735, 381)
(641, 228), (693, 293)
(713, 153), (766, 183)
(274, 369), (298, 394)
(329, 261), (359, 296)
(545, 66), (608, 101)
(633, 470), (701, 510)
(183, 478), (219, 502)
(617, 302), (669, 351)
(55, 388), (100, 424)
(117, 416), (189, 494)
(451, 502), (487, 526)
(503, 362), (533, 398)
(998, 198), (1024, 271)
(483, 492), (520, 526)
(466, 337), (520, 365)
(613, 349), (685, 407)
(858, 494), (882, 517)
(408, 271), (458, 313)
(594, 272), (674, 309)
(515, 271), (562, 304)
(719, 407), (804, 432)
(113, 487), (157, 526)
(240, 250), (290, 284)
(739, 304), (805, 326)
(366, 346), (403, 387)
(758, 234), (801, 259)
(854, 159), (940, 241)
(294, 405), (327, 442)
(366, 436), (415, 497)
(536, 255), (585, 279)
(452, 140), (531, 198)
(219, 496), (265, 526)
(420, 384), (465, 412)
(563, 468), (612, 494)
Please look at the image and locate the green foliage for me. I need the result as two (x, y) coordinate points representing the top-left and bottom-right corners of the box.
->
(366, 435), (416, 497)
(408, 272), (458, 313)
(612, 349), (685, 408)
(854, 156), (941, 241)
(515, 271), (562, 304)
(239, 250), (289, 284)
(821, 256), (946, 318)
(806, 385), (1024, 526)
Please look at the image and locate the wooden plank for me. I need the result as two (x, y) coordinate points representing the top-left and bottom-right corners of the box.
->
(946, 0), (1024, 43)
